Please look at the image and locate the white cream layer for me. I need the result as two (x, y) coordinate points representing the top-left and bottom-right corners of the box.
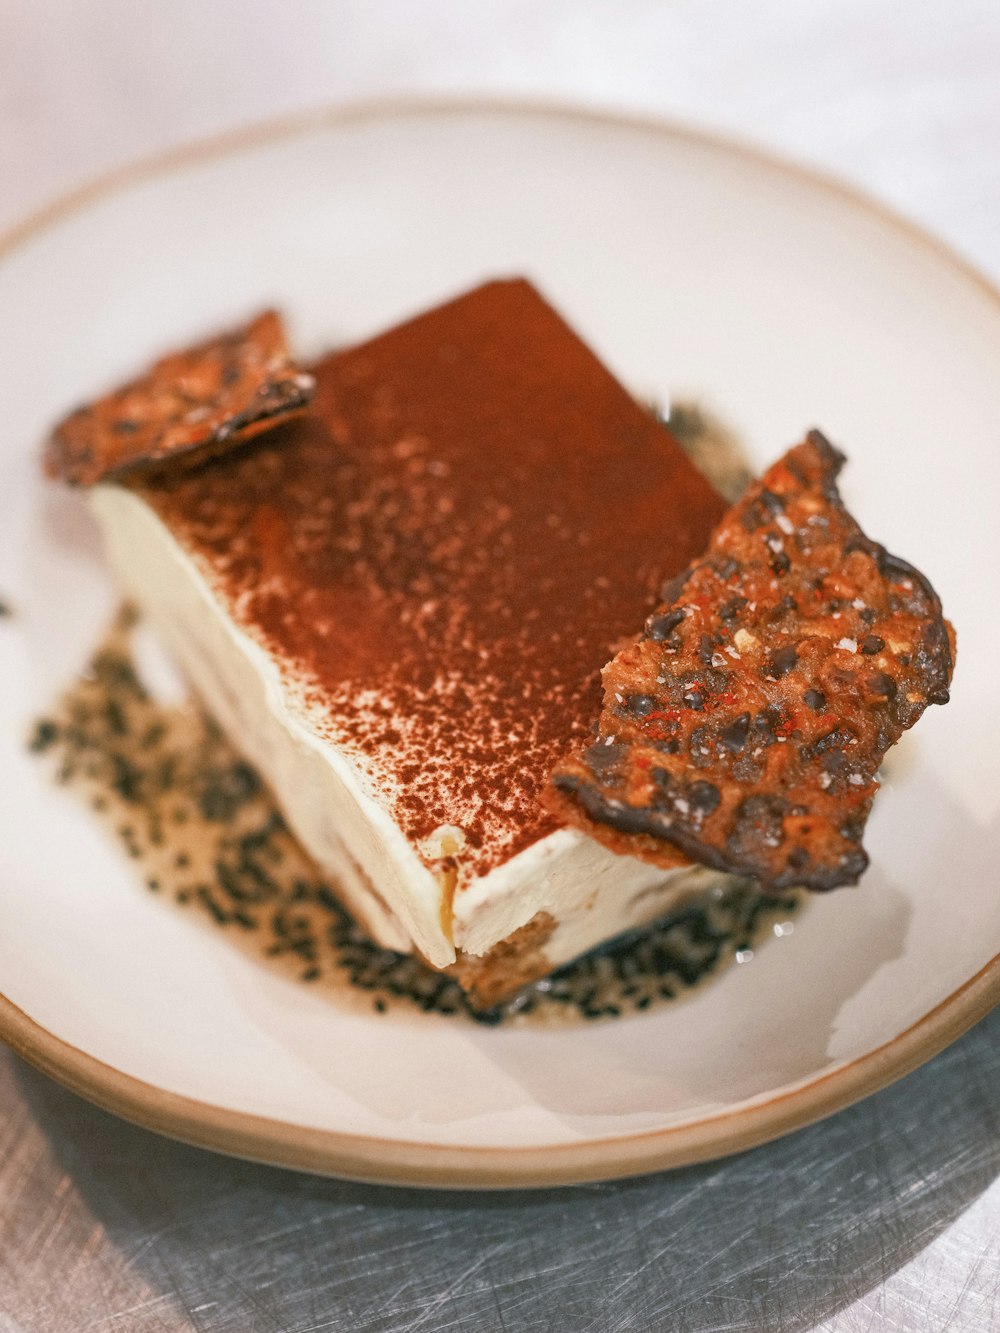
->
(90, 485), (731, 972)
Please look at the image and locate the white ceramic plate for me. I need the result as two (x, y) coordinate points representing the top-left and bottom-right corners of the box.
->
(1, 101), (998, 1189)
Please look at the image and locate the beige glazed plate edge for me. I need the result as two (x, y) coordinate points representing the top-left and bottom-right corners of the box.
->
(3, 96), (999, 1189)
(3, 956), (999, 1188)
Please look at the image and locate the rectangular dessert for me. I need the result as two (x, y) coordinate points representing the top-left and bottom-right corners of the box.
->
(88, 279), (734, 1004)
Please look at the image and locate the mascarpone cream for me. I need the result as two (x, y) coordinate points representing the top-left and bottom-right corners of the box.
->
(89, 279), (733, 992)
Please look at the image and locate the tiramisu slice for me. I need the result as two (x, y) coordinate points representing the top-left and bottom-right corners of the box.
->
(79, 279), (736, 1001)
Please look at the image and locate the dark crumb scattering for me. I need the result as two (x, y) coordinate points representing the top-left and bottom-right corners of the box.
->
(30, 599), (799, 1026)
(29, 719), (58, 753)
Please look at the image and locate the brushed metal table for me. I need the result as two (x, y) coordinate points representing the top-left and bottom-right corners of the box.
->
(4, 3), (1000, 1329)
(2, 1013), (1000, 1331)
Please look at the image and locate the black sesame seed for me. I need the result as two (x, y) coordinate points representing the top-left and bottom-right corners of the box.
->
(719, 713), (751, 753)
(868, 672), (898, 700)
(765, 645), (798, 678)
(28, 719), (59, 753)
(687, 780), (722, 816)
(196, 887), (229, 925)
(646, 608), (686, 641)
(802, 725), (853, 760)
(626, 694), (656, 718)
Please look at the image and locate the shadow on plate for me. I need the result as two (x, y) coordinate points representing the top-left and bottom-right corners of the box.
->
(10, 1003), (1000, 1333)
(458, 873), (911, 1129)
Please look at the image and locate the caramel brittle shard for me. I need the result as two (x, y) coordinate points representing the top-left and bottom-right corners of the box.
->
(548, 430), (955, 892)
(44, 310), (314, 486)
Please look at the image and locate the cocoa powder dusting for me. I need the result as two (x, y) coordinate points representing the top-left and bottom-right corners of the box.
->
(135, 280), (726, 881)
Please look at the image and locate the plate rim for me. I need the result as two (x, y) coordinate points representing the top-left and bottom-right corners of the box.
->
(4, 94), (999, 1188)
(5, 956), (999, 1189)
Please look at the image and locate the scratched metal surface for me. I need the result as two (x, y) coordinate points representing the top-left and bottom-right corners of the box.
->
(1, 1010), (999, 1333)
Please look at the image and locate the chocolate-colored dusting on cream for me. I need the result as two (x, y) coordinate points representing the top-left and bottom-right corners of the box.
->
(31, 609), (798, 1026)
(135, 280), (726, 881)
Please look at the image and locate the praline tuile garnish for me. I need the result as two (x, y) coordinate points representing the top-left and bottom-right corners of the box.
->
(547, 431), (955, 893)
(44, 309), (314, 486)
